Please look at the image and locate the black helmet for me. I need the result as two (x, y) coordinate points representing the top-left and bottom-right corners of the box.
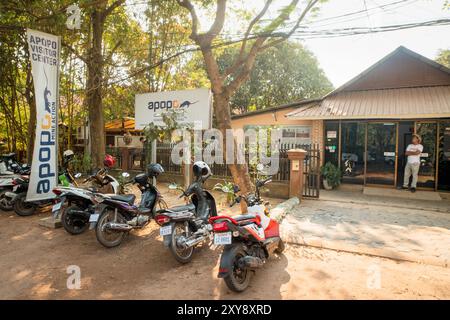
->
(134, 173), (148, 186)
(147, 163), (164, 177)
(193, 161), (211, 180)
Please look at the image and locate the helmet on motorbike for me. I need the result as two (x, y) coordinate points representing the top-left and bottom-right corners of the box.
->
(63, 150), (75, 163)
(147, 163), (164, 177)
(193, 161), (211, 180)
(104, 154), (115, 168)
(134, 173), (149, 186)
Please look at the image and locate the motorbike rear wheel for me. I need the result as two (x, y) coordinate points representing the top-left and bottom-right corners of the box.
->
(223, 245), (252, 292)
(169, 222), (194, 264)
(62, 204), (89, 235)
(95, 209), (127, 248)
(0, 189), (13, 211)
(14, 193), (36, 216)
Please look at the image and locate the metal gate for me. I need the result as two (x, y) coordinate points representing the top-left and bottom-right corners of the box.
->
(303, 144), (321, 198)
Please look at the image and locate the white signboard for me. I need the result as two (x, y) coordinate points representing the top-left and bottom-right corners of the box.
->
(134, 88), (212, 130)
(26, 29), (60, 201)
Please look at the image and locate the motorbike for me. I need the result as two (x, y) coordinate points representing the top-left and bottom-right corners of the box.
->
(94, 163), (167, 248)
(0, 152), (30, 175)
(154, 161), (217, 264)
(0, 153), (31, 211)
(52, 171), (127, 235)
(208, 172), (284, 292)
(5, 168), (77, 216)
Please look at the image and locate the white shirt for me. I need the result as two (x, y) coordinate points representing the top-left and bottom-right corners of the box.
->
(406, 143), (423, 164)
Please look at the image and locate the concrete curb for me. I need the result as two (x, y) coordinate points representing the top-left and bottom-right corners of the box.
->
(317, 197), (450, 214)
(282, 232), (449, 269)
(270, 197), (299, 223)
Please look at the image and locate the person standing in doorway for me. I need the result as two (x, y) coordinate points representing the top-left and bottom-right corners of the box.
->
(400, 134), (423, 193)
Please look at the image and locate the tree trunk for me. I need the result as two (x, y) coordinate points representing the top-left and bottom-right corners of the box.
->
(213, 93), (252, 212)
(85, 9), (106, 169)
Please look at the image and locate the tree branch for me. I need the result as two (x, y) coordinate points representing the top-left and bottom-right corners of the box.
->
(224, 0), (273, 77)
(177, 0), (200, 39)
(103, 0), (125, 17)
(260, 0), (319, 50)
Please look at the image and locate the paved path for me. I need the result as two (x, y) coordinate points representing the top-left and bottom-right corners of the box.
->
(281, 199), (450, 267)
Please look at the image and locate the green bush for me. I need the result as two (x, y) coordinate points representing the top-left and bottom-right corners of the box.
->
(320, 162), (341, 188)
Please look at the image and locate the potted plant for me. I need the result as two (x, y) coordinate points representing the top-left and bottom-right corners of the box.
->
(320, 162), (341, 190)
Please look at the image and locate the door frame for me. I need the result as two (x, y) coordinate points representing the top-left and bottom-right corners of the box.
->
(364, 121), (398, 188)
(414, 120), (439, 191)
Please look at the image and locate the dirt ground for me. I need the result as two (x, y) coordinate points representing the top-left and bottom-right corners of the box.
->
(1, 205), (449, 299)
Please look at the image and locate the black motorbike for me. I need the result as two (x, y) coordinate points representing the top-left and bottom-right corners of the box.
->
(94, 164), (167, 248)
(154, 161), (217, 264)
(5, 166), (77, 216)
(0, 153), (31, 211)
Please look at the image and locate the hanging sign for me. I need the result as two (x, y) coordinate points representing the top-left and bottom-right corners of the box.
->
(134, 88), (213, 130)
(26, 29), (61, 201)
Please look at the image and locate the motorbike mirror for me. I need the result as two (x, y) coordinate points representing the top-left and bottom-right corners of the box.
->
(74, 173), (82, 179)
(256, 163), (264, 172)
(121, 172), (130, 178)
(233, 185), (240, 193)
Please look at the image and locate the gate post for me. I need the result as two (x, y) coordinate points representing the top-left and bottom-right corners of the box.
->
(287, 149), (307, 199)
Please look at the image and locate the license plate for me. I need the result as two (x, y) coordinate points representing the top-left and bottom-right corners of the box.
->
(52, 202), (62, 212)
(13, 185), (18, 192)
(89, 213), (99, 222)
(214, 232), (232, 245)
(160, 225), (172, 236)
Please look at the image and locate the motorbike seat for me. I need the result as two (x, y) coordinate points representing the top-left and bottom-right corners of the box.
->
(234, 214), (257, 221)
(168, 203), (196, 213)
(1, 153), (16, 160)
(110, 194), (136, 204)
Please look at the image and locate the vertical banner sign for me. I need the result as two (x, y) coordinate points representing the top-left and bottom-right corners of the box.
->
(26, 29), (60, 201)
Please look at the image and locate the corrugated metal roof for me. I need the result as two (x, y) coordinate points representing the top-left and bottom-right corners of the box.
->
(286, 86), (450, 120)
(105, 117), (139, 131)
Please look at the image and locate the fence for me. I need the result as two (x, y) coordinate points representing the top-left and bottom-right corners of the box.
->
(108, 142), (321, 198)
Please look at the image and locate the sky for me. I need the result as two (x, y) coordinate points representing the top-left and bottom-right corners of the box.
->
(297, 0), (450, 87)
(126, 0), (450, 88)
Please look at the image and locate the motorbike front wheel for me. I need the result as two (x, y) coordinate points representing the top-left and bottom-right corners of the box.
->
(95, 209), (127, 248)
(62, 205), (89, 235)
(169, 222), (194, 264)
(0, 189), (13, 211)
(223, 245), (252, 292)
(14, 193), (36, 216)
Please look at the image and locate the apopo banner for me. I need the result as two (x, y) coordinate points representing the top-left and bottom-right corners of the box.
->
(26, 29), (60, 201)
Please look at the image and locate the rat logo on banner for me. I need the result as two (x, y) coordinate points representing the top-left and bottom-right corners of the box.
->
(26, 29), (60, 201)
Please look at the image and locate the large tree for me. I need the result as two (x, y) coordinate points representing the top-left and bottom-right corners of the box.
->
(83, 0), (125, 169)
(177, 0), (322, 199)
(216, 41), (333, 114)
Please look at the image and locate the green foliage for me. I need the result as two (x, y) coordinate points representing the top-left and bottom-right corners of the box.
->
(216, 42), (333, 114)
(213, 180), (236, 203)
(320, 162), (341, 188)
(72, 153), (93, 174)
(436, 49), (450, 68)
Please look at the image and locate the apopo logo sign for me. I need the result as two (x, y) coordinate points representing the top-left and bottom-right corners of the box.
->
(26, 29), (60, 201)
(135, 89), (212, 130)
(147, 99), (198, 112)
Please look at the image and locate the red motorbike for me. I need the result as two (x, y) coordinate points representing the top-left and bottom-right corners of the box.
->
(209, 177), (284, 292)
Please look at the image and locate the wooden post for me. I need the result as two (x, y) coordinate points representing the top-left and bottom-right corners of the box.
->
(287, 149), (307, 199)
(121, 147), (129, 171)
